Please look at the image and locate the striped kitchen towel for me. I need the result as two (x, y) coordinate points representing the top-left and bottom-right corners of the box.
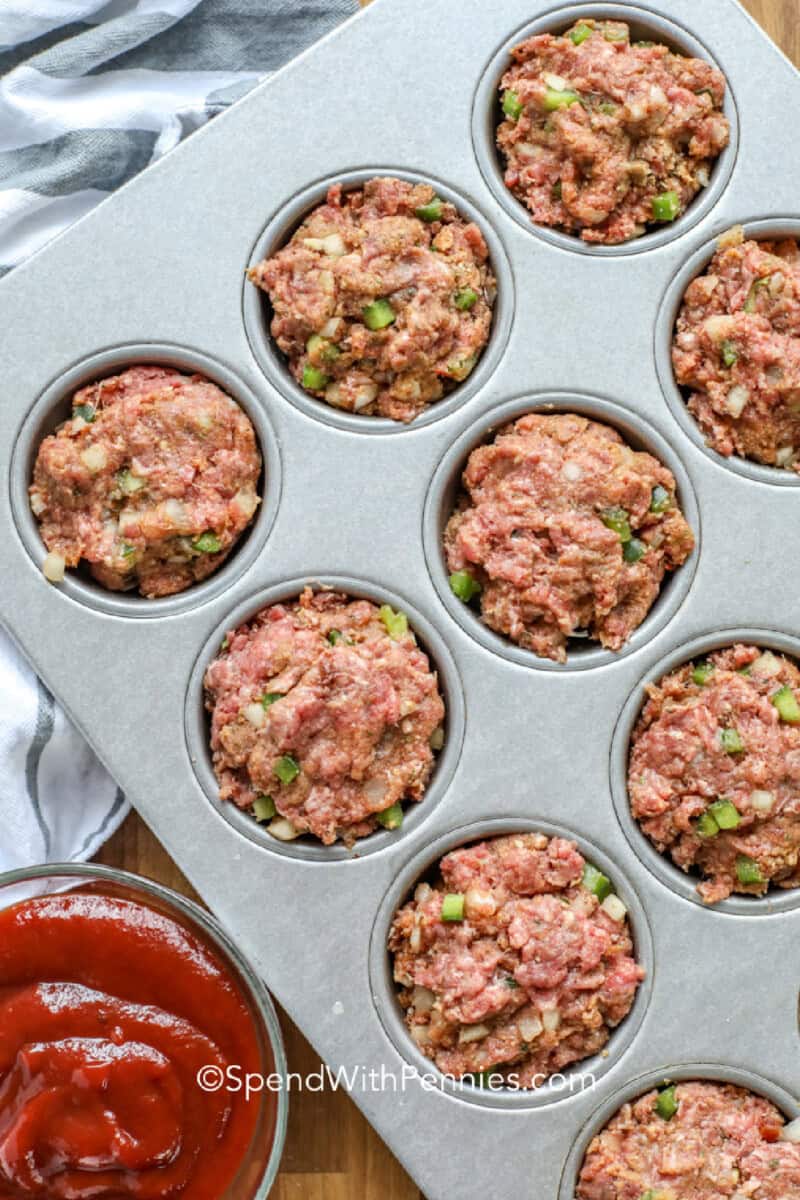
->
(0, 0), (359, 869)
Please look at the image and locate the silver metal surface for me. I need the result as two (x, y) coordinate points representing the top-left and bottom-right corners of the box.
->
(1, 0), (799, 1196)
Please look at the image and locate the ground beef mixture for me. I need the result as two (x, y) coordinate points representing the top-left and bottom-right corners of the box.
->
(444, 413), (695, 662)
(629, 644), (800, 905)
(497, 18), (729, 245)
(248, 176), (495, 421)
(577, 1081), (800, 1200)
(30, 366), (261, 597)
(204, 589), (445, 846)
(389, 833), (644, 1088)
(673, 226), (800, 470)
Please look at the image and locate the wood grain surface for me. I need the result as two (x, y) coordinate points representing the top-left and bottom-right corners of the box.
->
(94, 3), (795, 1195)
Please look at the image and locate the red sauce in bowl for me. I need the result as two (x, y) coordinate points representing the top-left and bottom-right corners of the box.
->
(0, 886), (271, 1199)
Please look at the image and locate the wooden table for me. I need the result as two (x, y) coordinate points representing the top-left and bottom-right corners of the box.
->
(95, 3), (795, 1194)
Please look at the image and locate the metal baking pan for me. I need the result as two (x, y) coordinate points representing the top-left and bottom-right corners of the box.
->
(2, 1), (800, 1195)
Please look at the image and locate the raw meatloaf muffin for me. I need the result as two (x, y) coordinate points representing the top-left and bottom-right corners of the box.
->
(204, 588), (445, 846)
(673, 226), (800, 470)
(497, 18), (730, 245)
(629, 644), (800, 905)
(389, 833), (644, 1088)
(30, 366), (261, 597)
(444, 413), (694, 662)
(577, 1081), (800, 1199)
(248, 176), (495, 421)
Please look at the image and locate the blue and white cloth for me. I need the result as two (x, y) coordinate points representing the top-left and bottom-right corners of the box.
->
(0, 0), (358, 868)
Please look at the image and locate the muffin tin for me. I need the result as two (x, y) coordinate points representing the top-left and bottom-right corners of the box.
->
(1, 0), (799, 1196)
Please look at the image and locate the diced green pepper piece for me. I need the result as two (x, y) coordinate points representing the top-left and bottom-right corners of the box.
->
(446, 354), (477, 381)
(652, 191), (681, 222)
(502, 89), (524, 121)
(695, 811), (720, 839)
(720, 339), (739, 367)
(655, 1085), (678, 1120)
(253, 795), (277, 822)
(708, 798), (741, 830)
(302, 364), (329, 390)
(441, 893), (465, 922)
(771, 685), (800, 724)
(504, 976), (520, 989)
(623, 537), (647, 563)
(600, 506), (632, 542)
(602, 22), (628, 42)
(449, 570), (482, 602)
(582, 862), (612, 901)
(454, 288), (478, 311)
(74, 403), (96, 423)
(650, 484), (671, 513)
(307, 333), (339, 363)
(363, 299), (396, 330)
(744, 276), (770, 313)
(544, 86), (581, 111)
(551, 180), (563, 200)
(261, 692), (283, 709)
(121, 542), (136, 560)
(379, 604), (408, 640)
(415, 197), (443, 222)
(327, 629), (343, 645)
(273, 755), (300, 785)
(599, 101), (617, 115)
(736, 854), (764, 885)
(569, 21), (593, 45)
(192, 531), (222, 554)
(720, 727), (744, 754)
(376, 802), (403, 830)
(117, 469), (145, 495)
(692, 660), (714, 686)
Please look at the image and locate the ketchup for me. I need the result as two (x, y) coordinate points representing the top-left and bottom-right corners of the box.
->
(0, 888), (272, 1198)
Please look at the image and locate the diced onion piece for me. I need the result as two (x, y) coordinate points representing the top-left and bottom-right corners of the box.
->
(519, 1015), (543, 1042)
(725, 384), (750, 418)
(459, 1023), (490, 1045)
(364, 778), (388, 806)
(562, 460), (583, 481)
(162, 498), (187, 529)
(696, 165), (710, 188)
(750, 789), (775, 812)
(769, 272), (785, 296)
(776, 445), (795, 468)
(303, 233), (347, 256)
(42, 551), (66, 582)
(412, 986), (435, 1014)
(751, 651), (781, 676)
(233, 488), (260, 518)
(318, 270), (334, 294)
(267, 816), (302, 841)
(780, 1117), (800, 1143)
(414, 882), (433, 904)
(543, 72), (568, 90)
(353, 382), (378, 412)
(320, 317), (343, 338)
(410, 1024), (431, 1046)
(80, 444), (107, 473)
(117, 511), (139, 534)
(703, 314), (736, 341)
(602, 894), (628, 922)
(542, 1009), (561, 1032)
(243, 702), (266, 728)
(30, 491), (46, 516)
(325, 381), (344, 408)
(464, 888), (497, 920)
(429, 726), (445, 751)
(409, 925), (422, 953)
